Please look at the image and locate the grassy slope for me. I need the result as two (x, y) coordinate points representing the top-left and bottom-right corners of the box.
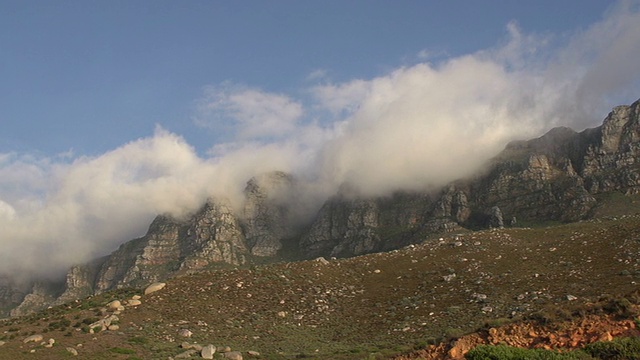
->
(1, 213), (640, 359)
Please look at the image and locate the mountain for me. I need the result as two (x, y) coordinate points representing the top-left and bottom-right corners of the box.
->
(3, 98), (640, 318)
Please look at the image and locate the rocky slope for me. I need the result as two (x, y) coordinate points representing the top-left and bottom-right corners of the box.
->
(4, 98), (640, 318)
(1, 214), (640, 359)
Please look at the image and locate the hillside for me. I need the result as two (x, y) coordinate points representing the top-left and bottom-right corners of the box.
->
(4, 98), (640, 319)
(1, 213), (640, 359)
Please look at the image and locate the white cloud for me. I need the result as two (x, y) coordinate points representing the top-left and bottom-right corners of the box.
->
(2, 1), (640, 282)
(194, 84), (304, 140)
(311, 79), (371, 115)
(0, 199), (15, 220)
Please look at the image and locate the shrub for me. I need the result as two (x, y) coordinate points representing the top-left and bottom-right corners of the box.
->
(465, 345), (594, 360)
(128, 336), (148, 345)
(445, 328), (465, 339)
(603, 297), (636, 318)
(583, 336), (640, 359)
(109, 347), (136, 354)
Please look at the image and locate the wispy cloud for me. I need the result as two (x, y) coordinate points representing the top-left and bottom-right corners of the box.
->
(193, 84), (304, 140)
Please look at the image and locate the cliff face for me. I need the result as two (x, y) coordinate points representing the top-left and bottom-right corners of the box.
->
(299, 99), (640, 257)
(7, 98), (640, 317)
(242, 171), (295, 257)
(66, 198), (249, 296)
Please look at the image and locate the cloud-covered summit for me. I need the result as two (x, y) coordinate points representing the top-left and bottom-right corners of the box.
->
(1, 2), (639, 279)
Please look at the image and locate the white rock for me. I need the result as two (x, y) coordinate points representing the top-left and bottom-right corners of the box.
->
(127, 299), (142, 306)
(66, 347), (78, 355)
(23, 334), (43, 343)
(201, 344), (216, 359)
(144, 282), (166, 295)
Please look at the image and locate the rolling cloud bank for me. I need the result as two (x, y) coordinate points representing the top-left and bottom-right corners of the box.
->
(1, 3), (640, 280)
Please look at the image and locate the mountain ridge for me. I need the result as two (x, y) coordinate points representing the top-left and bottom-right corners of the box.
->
(3, 98), (640, 318)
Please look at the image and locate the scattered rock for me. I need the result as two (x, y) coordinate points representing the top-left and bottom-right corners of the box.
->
(0, 341), (4, 346)
(443, 274), (456, 282)
(44, 338), (55, 348)
(127, 299), (142, 306)
(23, 334), (43, 343)
(598, 331), (614, 342)
(567, 294), (578, 301)
(178, 328), (193, 337)
(247, 350), (260, 357)
(314, 257), (330, 265)
(132, 294), (141, 300)
(107, 300), (121, 310)
(144, 282), (166, 295)
(66, 347), (78, 356)
(224, 351), (243, 360)
(201, 344), (216, 359)
(89, 314), (119, 332)
(108, 324), (120, 331)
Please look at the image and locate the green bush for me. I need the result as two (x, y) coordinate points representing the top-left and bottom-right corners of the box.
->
(583, 336), (640, 359)
(109, 347), (136, 354)
(128, 336), (148, 345)
(465, 345), (594, 360)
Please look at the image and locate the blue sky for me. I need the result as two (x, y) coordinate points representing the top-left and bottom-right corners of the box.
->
(0, 0), (619, 156)
(1, 0), (640, 278)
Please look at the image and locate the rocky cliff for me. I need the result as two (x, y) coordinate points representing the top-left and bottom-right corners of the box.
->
(300, 98), (640, 257)
(6, 98), (640, 317)
(242, 171), (296, 257)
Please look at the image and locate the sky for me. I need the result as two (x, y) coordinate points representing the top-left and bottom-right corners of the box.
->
(1, 0), (640, 280)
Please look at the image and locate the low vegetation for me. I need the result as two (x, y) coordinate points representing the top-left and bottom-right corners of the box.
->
(0, 215), (640, 359)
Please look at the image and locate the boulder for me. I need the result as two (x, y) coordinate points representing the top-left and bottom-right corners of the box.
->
(144, 282), (166, 295)
(224, 351), (243, 360)
(107, 300), (121, 310)
(127, 299), (142, 306)
(23, 334), (43, 343)
(201, 344), (216, 359)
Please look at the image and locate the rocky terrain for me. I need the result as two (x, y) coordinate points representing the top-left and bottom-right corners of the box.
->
(0, 214), (639, 359)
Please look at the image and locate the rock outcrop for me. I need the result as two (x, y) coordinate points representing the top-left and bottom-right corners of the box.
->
(10, 281), (64, 317)
(0, 276), (32, 318)
(7, 99), (640, 317)
(56, 198), (249, 299)
(242, 171), (295, 257)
